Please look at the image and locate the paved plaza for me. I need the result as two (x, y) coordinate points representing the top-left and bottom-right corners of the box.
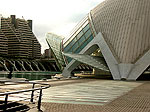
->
(43, 80), (142, 105)
(1, 78), (150, 112)
(40, 79), (150, 112)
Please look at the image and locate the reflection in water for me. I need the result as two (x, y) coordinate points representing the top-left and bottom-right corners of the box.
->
(0, 72), (60, 80)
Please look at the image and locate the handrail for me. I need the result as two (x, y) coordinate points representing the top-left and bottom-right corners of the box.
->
(0, 81), (50, 112)
(0, 84), (50, 96)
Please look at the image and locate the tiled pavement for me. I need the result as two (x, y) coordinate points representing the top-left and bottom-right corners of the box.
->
(41, 79), (150, 112)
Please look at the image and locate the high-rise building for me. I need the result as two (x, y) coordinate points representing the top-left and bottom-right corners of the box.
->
(44, 49), (52, 58)
(46, 0), (150, 80)
(0, 15), (41, 58)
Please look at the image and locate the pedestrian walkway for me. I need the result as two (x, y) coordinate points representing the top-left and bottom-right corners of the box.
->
(41, 79), (150, 112)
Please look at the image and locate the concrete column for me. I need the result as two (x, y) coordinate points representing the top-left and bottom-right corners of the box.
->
(62, 32), (150, 80)
(17, 61), (26, 71)
(38, 62), (46, 71)
(3, 60), (9, 71)
(32, 61), (40, 71)
(0, 60), (9, 71)
(8, 60), (18, 71)
(62, 59), (81, 78)
(95, 33), (121, 80)
(25, 61), (34, 71)
(127, 50), (150, 80)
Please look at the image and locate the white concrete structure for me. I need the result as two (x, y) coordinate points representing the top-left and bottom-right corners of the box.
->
(63, 33), (150, 80)
(61, 0), (150, 80)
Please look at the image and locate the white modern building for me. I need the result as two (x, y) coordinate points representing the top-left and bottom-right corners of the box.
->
(46, 0), (150, 80)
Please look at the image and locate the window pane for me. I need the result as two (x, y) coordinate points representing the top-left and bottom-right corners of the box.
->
(67, 47), (72, 52)
(72, 42), (79, 51)
(84, 29), (91, 39)
(83, 24), (90, 32)
(74, 48), (81, 53)
(78, 35), (85, 45)
(70, 38), (76, 46)
(80, 41), (88, 50)
(76, 31), (83, 39)
(64, 43), (71, 52)
(87, 35), (93, 43)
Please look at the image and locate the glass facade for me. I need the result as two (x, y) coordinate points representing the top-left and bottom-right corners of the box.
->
(63, 16), (95, 63)
(46, 14), (109, 74)
(46, 33), (65, 70)
(63, 53), (109, 71)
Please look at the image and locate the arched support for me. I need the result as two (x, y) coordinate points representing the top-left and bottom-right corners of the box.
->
(0, 60), (9, 71)
(62, 69), (72, 78)
(17, 61), (27, 71)
(25, 61), (34, 71)
(95, 33), (121, 80)
(62, 60), (81, 78)
(127, 50), (150, 80)
(63, 32), (150, 80)
(62, 39), (100, 78)
(8, 60), (18, 71)
(38, 62), (46, 71)
(52, 64), (57, 71)
(2, 60), (9, 71)
(32, 61), (41, 71)
(95, 33), (150, 80)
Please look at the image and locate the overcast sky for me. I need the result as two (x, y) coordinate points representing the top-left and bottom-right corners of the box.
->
(0, 0), (104, 53)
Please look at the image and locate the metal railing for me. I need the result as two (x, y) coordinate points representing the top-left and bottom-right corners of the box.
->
(0, 81), (50, 112)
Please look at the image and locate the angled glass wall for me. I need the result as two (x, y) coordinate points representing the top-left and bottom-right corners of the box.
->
(46, 33), (65, 71)
(63, 15), (96, 63)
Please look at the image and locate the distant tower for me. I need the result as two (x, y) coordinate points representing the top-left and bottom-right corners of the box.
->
(44, 49), (52, 58)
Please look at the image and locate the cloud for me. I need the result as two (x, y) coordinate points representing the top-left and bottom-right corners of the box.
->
(0, 0), (104, 53)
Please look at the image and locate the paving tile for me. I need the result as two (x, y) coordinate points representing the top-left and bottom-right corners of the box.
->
(42, 80), (150, 112)
(42, 80), (142, 105)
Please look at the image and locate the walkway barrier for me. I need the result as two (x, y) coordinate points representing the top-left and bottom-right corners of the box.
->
(0, 81), (50, 112)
